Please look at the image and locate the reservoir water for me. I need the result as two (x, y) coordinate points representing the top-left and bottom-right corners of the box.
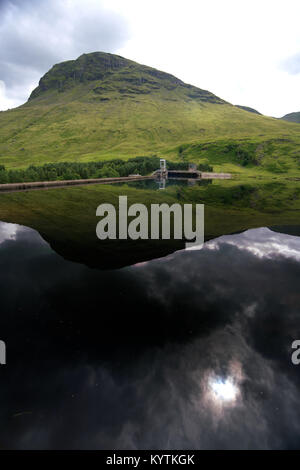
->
(0, 178), (300, 449)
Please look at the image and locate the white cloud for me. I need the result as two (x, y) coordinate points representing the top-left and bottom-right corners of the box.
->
(0, 80), (15, 110)
(0, 221), (18, 244)
(0, 0), (299, 116)
(206, 227), (300, 261)
(281, 52), (300, 75)
(112, 0), (300, 116)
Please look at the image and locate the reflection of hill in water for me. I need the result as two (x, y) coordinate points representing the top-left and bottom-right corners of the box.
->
(269, 225), (300, 237)
(45, 237), (185, 270)
(45, 224), (300, 270)
(0, 179), (300, 269)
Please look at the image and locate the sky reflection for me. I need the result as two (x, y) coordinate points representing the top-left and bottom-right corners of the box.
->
(209, 376), (239, 403)
(0, 222), (300, 449)
(206, 227), (300, 261)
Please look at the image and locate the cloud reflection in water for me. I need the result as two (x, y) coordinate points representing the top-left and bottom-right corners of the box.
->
(0, 222), (300, 449)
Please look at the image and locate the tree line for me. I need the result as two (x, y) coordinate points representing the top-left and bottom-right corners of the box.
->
(0, 157), (213, 184)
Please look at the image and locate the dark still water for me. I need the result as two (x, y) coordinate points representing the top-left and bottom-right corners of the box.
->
(1, 220), (300, 449)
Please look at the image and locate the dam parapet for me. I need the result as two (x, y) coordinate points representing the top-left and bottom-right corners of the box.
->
(154, 160), (231, 180)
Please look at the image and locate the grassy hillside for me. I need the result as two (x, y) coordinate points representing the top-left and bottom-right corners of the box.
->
(0, 52), (299, 175)
(235, 105), (261, 115)
(280, 112), (300, 123)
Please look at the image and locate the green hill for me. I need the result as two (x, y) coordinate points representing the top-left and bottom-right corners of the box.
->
(0, 51), (299, 176)
(280, 112), (300, 123)
(235, 105), (261, 115)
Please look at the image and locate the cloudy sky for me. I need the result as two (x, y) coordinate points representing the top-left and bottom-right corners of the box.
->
(0, 0), (299, 116)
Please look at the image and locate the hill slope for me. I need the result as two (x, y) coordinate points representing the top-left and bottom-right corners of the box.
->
(235, 105), (261, 115)
(280, 112), (300, 123)
(0, 52), (299, 175)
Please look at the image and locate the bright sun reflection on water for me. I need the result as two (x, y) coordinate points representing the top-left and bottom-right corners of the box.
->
(209, 377), (238, 402)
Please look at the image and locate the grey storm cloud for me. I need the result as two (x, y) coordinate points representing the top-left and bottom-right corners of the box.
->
(0, 0), (129, 105)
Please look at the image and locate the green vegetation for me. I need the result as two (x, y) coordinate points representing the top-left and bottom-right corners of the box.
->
(0, 178), (299, 268)
(235, 105), (261, 115)
(280, 112), (300, 123)
(0, 156), (159, 183)
(0, 52), (299, 176)
(168, 138), (300, 176)
(0, 156), (213, 183)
